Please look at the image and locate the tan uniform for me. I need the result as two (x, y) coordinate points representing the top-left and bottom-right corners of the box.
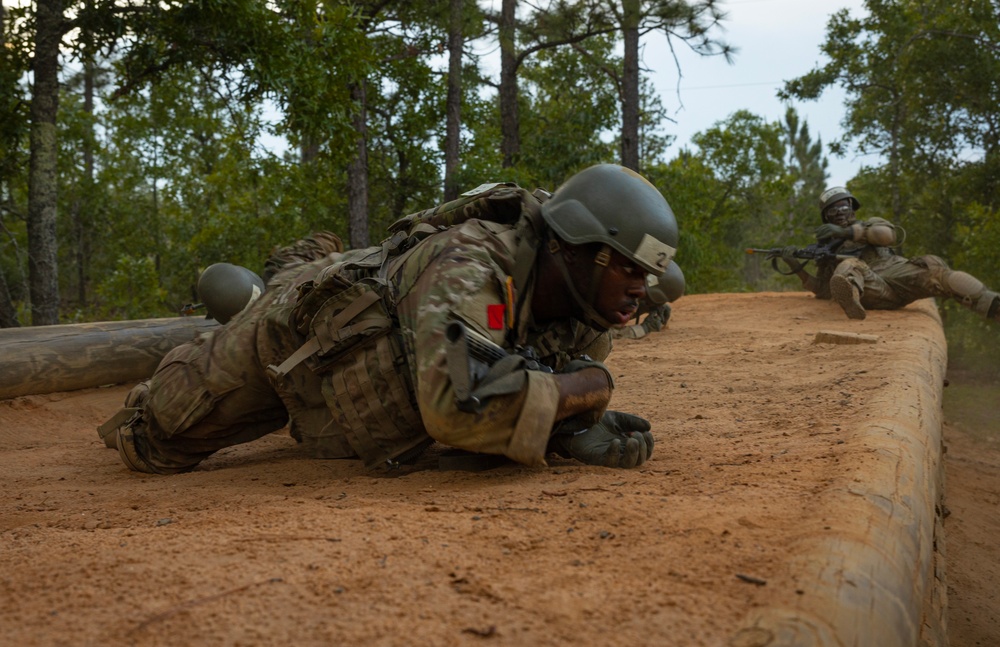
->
(810, 217), (999, 318)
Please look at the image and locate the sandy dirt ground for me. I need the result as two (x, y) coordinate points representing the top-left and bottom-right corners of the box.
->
(0, 292), (997, 646)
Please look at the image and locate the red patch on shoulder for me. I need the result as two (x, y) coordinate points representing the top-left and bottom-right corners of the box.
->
(487, 304), (506, 330)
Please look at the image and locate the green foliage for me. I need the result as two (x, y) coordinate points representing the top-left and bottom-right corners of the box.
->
(4, 0), (997, 386)
(364, 24), (449, 233)
(516, 36), (620, 189)
(94, 255), (170, 320)
(780, 0), (1000, 376)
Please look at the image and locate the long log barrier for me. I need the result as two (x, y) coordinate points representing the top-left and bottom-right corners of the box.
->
(730, 300), (948, 647)
(0, 317), (219, 400)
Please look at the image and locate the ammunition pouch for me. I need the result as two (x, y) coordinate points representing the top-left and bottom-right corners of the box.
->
(267, 256), (429, 469)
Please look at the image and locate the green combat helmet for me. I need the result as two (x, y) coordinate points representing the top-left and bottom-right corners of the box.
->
(819, 186), (861, 222)
(645, 260), (685, 306)
(196, 262), (265, 324)
(540, 164), (679, 329)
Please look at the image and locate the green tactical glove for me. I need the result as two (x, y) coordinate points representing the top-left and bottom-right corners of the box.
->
(815, 223), (851, 240)
(765, 246), (803, 272)
(549, 411), (654, 469)
(765, 246), (798, 261)
(641, 304), (670, 333)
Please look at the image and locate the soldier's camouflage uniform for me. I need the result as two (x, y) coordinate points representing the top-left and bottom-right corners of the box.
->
(610, 304), (671, 340)
(119, 185), (611, 473)
(811, 216), (1000, 319)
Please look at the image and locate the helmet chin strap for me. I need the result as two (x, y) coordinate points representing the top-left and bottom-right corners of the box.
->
(547, 238), (616, 331)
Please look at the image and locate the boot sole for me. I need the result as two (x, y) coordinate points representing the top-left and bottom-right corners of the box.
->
(831, 275), (867, 320)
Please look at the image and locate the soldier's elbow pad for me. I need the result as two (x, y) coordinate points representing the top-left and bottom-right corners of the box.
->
(864, 224), (897, 246)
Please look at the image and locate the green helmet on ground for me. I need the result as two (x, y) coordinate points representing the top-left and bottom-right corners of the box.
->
(819, 186), (861, 221)
(196, 263), (265, 324)
(645, 260), (685, 306)
(540, 164), (678, 275)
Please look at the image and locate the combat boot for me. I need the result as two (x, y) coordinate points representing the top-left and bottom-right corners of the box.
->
(968, 289), (1000, 323)
(830, 274), (866, 320)
(116, 419), (163, 474)
(985, 293), (1000, 323)
(97, 381), (150, 448)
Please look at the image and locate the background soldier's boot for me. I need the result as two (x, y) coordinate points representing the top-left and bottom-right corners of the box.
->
(97, 381), (150, 448)
(978, 292), (1000, 323)
(830, 274), (866, 320)
(263, 231), (344, 283)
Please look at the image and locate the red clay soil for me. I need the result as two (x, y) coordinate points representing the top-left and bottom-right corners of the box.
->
(0, 292), (996, 646)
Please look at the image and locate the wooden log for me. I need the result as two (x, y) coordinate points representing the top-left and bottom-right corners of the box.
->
(0, 317), (219, 400)
(729, 299), (948, 647)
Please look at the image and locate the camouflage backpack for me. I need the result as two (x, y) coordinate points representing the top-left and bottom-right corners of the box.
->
(266, 183), (551, 468)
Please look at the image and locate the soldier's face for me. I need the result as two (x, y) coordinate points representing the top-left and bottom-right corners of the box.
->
(824, 199), (856, 227)
(590, 250), (649, 327)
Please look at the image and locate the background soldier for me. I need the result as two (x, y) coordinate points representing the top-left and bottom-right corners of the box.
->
(612, 261), (685, 340)
(100, 165), (678, 474)
(778, 186), (1000, 322)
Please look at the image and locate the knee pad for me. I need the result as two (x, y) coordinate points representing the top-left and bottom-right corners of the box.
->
(946, 271), (986, 299)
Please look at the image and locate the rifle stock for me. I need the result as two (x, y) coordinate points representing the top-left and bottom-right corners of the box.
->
(444, 321), (552, 413)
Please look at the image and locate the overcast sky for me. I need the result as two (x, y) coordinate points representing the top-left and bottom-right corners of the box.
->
(643, 0), (872, 184)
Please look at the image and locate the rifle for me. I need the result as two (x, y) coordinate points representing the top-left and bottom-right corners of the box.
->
(746, 239), (859, 275)
(444, 321), (552, 413)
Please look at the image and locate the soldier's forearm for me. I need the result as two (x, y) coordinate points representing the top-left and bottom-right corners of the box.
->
(552, 368), (612, 422)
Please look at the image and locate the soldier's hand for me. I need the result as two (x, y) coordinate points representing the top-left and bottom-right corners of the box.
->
(766, 246), (803, 272)
(815, 223), (851, 240)
(765, 246), (798, 261)
(549, 411), (653, 468)
(641, 304), (669, 333)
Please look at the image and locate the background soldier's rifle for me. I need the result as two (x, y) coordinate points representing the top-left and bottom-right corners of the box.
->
(746, 239), (860, 275)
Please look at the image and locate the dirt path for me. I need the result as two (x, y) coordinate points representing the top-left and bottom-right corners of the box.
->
(941, 415), (1000, 646)
(0, 293), (996, 646)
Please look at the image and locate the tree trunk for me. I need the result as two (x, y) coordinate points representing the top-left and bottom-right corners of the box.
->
(27, 0), (63, 325)
(72, 39), (95, 308)
(619, 0), (640, 171)
(443, 0), (464, 201)
(499, 0), (520, 169)
(300, 139), (319, 163)
(347, 80), (370, 249)
(0, 0), (21, 332)
(0, 264), (19, 327)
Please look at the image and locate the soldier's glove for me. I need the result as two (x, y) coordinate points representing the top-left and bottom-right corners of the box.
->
(549, 411), (653, 468)
(642, 304), (671, 333)
(766, 246), (803, 272)
(815, 223), (852, 240)
(764, 246), (797, 261)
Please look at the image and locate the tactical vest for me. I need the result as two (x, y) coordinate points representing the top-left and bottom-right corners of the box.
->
(266, 183), (550, 468)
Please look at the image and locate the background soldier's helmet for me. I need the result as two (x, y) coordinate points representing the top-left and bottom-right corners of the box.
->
(196, 263), (265, 324)
(540, 164), (678, 275)
(646, 260), (685, 306)
(819, 186), (861, 222)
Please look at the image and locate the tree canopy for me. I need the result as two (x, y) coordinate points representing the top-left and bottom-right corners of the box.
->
(2, 0), (998, 373)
